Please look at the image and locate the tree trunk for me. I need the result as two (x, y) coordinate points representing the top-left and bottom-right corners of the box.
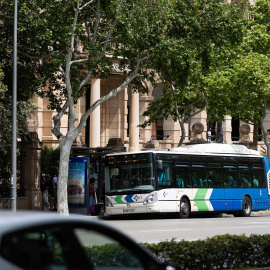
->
(266, 144), (270, 162)
(216, 121), (223, 143)
(57, 137), (74, 216)
(178, 120), (186, 147)
(260, 121), (270, 161)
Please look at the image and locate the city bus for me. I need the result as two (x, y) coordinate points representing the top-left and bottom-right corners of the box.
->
(104, 144), (270, 218)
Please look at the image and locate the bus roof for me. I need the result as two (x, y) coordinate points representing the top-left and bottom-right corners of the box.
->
(106, 144), (262, 157)
(167, 143), (261, 155)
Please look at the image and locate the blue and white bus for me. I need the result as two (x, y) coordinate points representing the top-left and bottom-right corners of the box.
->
(104, 144), (270, 218)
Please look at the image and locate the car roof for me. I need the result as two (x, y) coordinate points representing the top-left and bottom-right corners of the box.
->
(0, 211), (103, 235)
(0, 211), (163, 269)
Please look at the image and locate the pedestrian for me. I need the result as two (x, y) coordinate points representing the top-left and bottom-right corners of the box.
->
(207, 128), (215, 143)
(89, 178), (96, 215)
(41, 175), (47, 193)
(41, 175), (50, 211)
(52, 172), (58, 211)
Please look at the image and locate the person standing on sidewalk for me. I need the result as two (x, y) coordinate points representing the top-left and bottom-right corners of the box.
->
(89, 178), (96, 215)
(52, 172), (58, 211)
(41, 175), (50, 211)
(207, 128), (213, 143)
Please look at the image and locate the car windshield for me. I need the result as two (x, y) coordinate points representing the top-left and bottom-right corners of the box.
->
(105, 154), (155, 194)
(0, 224), (146, 270)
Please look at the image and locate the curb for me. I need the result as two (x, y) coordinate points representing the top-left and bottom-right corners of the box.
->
(221, 210), (270, 218)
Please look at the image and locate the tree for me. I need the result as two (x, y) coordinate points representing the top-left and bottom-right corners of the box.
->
(141, 75), (208, 146)
(0, 3), (41, 196)
(206, 53), (270, 158)
(0, 63), (37, 196)
(0, 1), (44, 104)
(141, 0), (246, 146)
(205, 0), (270, 159)
(0, 66), (7, 95)
(9, 0), (173, 215)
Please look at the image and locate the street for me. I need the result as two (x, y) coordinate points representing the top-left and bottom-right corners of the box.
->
(101, 212), (270, 243)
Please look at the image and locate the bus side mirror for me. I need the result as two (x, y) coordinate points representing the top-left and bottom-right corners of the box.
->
(156, 160), (163, 171)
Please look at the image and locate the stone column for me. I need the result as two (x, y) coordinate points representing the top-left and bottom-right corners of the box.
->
(129, 88), (140, 152)
(90, 78), (101, 147)
(222, 115), (232, 144)
(139, 94), (154, 143)
(20, 139), (43, 210)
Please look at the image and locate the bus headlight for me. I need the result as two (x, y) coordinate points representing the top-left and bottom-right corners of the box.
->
(143, 192), (157, 205)
(105, 197), (114, 207)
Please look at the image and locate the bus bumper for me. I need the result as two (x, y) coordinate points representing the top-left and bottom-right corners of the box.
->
(105, 202), (161, 216)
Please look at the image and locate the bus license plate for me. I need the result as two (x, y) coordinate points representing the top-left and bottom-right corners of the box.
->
(123, 209), (135, 213)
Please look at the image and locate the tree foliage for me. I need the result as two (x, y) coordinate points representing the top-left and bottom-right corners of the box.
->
(141, 0), (247, 145)
(41, 146), (60, 179)
(6, 0), (174, 214)
(0, 1), (40, 194)
(205, 0), (270, 158)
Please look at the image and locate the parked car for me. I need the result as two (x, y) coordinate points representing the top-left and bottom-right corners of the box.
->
(0, 211), (176, 270)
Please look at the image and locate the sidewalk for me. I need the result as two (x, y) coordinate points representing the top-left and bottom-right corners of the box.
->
(222, 209), (270, 218)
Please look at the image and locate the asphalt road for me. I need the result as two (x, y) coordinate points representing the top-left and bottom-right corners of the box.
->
(101, 211), (270, 244)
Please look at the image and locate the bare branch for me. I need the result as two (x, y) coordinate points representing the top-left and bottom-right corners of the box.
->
(103, 18), (118, 53)
(70, 0), (75, 11)
(17, 48), (50, 60)
(64, 0), (80, 124)
(70, 57), (89, 65)
(85, 16), (92, 43)
(79, 0), (95, 11)
(260, 100), (269, 146)
(93, 0), (101, 44)
(59, 64), (65, 77)
(77, 68), (93, 92)
(51, 100), (69, 139)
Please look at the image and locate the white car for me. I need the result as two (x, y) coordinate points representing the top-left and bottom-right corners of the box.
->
(0, 211), (176, 270)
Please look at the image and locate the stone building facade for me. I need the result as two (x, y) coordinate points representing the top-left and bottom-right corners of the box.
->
(27, 0), (268, 155)
(28, 68), (270, 156)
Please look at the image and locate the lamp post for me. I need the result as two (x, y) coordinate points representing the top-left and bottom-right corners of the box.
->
(11, 0), (18, 211)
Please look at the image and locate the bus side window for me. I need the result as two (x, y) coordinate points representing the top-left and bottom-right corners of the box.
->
(158, 162), (172, 186)
(164, 163), (172, 186)
(158, 170), (166, 184)
(174, 166), (191, 188)
(223, 168), (237, 188)
(251, 168), (265, 188)
(192, 167), (206, 188)
(238, 168), (251, 188)
(207, 168), (223, 188)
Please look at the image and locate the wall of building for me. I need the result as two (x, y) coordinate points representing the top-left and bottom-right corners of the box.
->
(34, 70), (270, 157)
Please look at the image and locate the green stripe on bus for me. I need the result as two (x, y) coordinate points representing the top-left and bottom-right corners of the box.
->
(114, 195), (124, 203)
(194, 189), (208, 200)
(195, 200), (209, 211)
(194, 188), (209, 211)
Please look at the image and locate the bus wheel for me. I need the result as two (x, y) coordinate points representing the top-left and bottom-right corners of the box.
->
(180, 198), (190, 219)
(236, 197), (252, 217)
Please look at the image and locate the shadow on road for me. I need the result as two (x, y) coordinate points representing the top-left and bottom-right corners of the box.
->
(100, 210), (270, 221)
(100, 212), (226, 221)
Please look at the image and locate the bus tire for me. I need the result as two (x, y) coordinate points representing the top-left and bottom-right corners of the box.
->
(179, 197), (190, 219)
(238, 196), (252, 217)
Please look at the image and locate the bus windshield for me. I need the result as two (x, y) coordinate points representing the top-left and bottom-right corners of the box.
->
(105, 153), (155, 194)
